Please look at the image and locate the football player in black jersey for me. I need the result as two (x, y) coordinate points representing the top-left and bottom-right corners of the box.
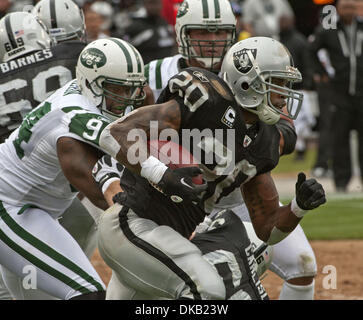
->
(141, 0), (317, 300)
(93, 38), (326, 300)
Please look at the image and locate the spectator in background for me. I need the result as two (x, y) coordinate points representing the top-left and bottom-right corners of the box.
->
(310, 47), (334, 179)
(242, 0), (294, 38)
(84, 2), (111, 41)
(278, 14), (316, 162)
(161, 0), (178, 26)
(231, 1), (253, 41)
(1, 0), (34, 16)
(310, 0), (363, 192)
(0, 0), (11, 18)
(111, 0), (139, 37)
(122, 0), (175, 64)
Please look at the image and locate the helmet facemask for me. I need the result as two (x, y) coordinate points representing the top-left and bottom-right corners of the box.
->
(181, 24), (236, 73)
(228, 49), (303, 125)
(250, 69), (304, 122)
(88, 76), (146, 121)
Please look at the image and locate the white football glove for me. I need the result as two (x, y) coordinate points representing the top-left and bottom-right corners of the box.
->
(92, 155), (124, 194)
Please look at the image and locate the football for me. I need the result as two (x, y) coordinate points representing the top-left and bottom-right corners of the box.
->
(147, 140), (203, 185)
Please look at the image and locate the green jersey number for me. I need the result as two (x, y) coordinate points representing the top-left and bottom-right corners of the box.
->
(13, 101), (52, 159)
(68, 111), (111, 146)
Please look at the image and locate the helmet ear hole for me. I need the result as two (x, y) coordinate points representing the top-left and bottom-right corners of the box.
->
(241, 82), (249, 90)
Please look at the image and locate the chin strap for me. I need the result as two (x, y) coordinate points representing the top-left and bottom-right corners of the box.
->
(246, 85), (280, 125)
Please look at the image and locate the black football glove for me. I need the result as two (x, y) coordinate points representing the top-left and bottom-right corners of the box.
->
(295, 172), (326, 210)
(156, 167), (207, 204)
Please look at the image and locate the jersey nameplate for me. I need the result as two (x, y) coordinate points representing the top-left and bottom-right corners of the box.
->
(0, 49), (54, 74)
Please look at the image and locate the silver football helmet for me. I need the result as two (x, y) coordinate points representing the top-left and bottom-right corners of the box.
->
(76, 38), (146, 121)
(33, 0), (86, 43)
(0, 12), (53, 62)
(175, 0), (236, 72)
(221, 37), (303, 125)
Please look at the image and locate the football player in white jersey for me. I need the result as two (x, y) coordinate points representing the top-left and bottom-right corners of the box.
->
(0, 37), (147, 300)
(0, 5), (97, 300)
(111, 0), (318, 300)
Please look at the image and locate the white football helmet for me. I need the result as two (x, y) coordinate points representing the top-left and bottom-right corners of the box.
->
(221, 37), (303, 125)
(76, 38), (146, 121)
(0, 12), (53, 62)
(242, 221), (273, 278)
(32, 0), (86, 43)
(175, 0), (236, 72)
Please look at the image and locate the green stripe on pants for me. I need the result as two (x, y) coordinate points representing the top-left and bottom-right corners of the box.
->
(0, 228), (92, 296)
(0, 202), (104, 292)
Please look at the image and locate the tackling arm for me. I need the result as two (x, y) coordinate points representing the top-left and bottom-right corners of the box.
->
(57, 137), (109, 210)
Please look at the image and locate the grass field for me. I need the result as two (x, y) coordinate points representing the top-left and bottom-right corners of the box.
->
(276, 147), (363, 240)
(272, 147), (317, 174)
(280, 196), (363, 240)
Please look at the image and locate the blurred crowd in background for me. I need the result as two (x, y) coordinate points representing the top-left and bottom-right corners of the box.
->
(1, 0), (362, 193)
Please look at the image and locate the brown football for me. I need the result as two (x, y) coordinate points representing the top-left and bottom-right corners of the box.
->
(147, 140), (203, 185)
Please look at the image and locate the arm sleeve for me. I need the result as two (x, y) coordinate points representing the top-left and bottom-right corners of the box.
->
(309, 27), (329, 77)
(276, 118), (297, 155)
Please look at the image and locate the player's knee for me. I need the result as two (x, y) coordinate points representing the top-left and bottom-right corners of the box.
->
(286, 251), (317, 279)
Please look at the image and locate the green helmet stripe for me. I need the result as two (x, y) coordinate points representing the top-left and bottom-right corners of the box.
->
(144, 63), (150, 82)
(155, 59), (163, 89)
(129, 43), (142, 73)
(202, 0), (209, 19)
(214, 0), (221, 19)
(109, 38), (133, 73)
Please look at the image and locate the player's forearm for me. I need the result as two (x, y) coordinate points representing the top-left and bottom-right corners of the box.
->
(241, 173), (301, 245)
(99, 100), (181, 178)
(104, 180), (123, 206)
(257, 204), (302, 245)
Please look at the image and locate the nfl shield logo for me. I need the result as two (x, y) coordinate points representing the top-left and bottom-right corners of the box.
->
(243, 135), (252, 148)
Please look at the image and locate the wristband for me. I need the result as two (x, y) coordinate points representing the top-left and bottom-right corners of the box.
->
(140, 156), (168, 184)
(290, 197), (307, 218)
(101, 177), (121, 194)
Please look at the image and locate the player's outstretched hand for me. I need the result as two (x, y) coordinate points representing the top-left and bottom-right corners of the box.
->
(295, 172), (326, 210)
(92, 155), (124, 191)
(157, 167), (207, 204)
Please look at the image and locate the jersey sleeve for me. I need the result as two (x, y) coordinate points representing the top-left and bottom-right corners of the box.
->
(59, 107), (112, 149)
(158, 67), (239, 131)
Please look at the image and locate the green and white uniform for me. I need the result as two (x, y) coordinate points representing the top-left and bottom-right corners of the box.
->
(146, 54), (182, 102)
(0, 80), (108, 299)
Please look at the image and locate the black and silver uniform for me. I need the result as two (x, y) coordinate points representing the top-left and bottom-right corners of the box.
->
(117, 67), (281, 238)
(191, 209), (269, 300)
(0, 41), (86, 142)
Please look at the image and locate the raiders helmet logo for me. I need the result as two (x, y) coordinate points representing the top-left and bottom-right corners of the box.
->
(233, 48), (257, 74)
